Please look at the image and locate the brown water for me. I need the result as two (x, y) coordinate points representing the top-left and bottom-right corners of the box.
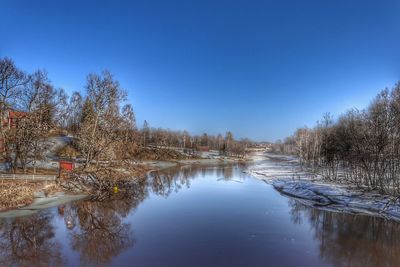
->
(1, 164), (400, 267)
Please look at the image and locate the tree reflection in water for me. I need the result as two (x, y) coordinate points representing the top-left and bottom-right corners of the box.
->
(0, 166), (228, 267)
(149, 164), (245, 197)
(288, 199), (400, 267)
(64, 165), (245, 265)
(0, 212), (64, 267)
(62, 179), (148, 266)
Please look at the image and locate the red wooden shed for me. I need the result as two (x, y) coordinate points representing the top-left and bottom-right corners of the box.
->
(59, 160), (74, 171)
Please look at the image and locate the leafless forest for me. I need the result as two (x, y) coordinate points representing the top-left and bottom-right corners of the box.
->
(274, 83), (400, 194)
(7, 54), (400, 197)
(0, 57), (250, 174)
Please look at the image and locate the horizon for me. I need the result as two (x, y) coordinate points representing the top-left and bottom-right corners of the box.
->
(1, 0), (400, 141)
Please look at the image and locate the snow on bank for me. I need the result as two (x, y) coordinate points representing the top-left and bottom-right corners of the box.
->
(247, 152), (400, 222)
(26, 135), (73, 169)
(0, 135), (73, 171)
(248, 152), (316, 181)
(0, 192), (86, 218)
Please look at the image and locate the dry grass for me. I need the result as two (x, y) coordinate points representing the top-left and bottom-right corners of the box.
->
(76, 161), (150, 181)
(42, 183), (62, 196)
(0, 181), (62, 211)
(0, 181), (36, 211)
(115, 142), (193, 161)
(47, 128), (68, 137)
(55, 144), (81, 158)
(131, 146), (191, 160)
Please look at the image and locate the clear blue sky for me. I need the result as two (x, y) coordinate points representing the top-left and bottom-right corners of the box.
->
(1, 0), (399, 141)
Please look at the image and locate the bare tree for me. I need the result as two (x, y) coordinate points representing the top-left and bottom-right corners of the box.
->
(54, 88), (69, 129)
(76, 71), (127, 169)
(0, 58), (28, 166)
(67, 91), (83, 134)
(279, 83), (400, 194)
(142, 120), (149, 147)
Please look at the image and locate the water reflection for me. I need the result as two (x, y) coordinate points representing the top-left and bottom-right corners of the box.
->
(149, 164), (246, 197)
(0, 212), (64, 266)
(288, 199), (400, 267)
(1, 164), (400, 266)
(59, 179), (148, 266)
(150, 167), (192, 197)
(68, 201), (134, 266)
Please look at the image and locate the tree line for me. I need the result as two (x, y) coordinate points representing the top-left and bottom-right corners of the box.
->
(273, 83), (400, 194)
(0, 57), (252, 173)
(141, 124), (252, 157)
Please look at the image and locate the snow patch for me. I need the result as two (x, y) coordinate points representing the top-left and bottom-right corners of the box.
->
(247, 152), (400, 222)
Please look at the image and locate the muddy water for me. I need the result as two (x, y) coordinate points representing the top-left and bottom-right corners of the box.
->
(0, 164), (399, 266)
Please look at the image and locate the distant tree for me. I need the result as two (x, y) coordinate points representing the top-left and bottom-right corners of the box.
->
(201, 133), (209, 146)
(54, 88), (69, 129)
(121, 104), (136, 143)
(80, 97), (95, 124)
(217, 134), (223, 151)
(225, 131), (233, 153)
(67, 91), (83, 134)
(182, 130), (189, 148)
(142, 120), (149, 146)
(121, 104), (136, 130)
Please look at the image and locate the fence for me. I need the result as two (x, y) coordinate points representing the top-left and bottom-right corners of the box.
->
(0, 173), (57, 181)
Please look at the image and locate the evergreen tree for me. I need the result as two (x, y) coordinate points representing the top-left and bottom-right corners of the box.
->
(80, 98), (95, 124)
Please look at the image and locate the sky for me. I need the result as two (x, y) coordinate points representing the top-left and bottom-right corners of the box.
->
(1, 0), (400, 141)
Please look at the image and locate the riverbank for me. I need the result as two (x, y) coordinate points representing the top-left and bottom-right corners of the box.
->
(0, 180), (87, 218)
(0, 181), (61, 211)
(142, 155), (249, 171)
(0, 151), (249, 216)
(0, 191), (86, 218)
(247, 152), (400, 222)
(6, 151), (399, 222)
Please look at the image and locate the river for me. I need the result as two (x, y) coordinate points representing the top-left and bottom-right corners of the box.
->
(0, 162), (399, 266)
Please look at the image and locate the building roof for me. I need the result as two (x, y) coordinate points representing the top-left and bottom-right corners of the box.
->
(8, 110), (27, 119)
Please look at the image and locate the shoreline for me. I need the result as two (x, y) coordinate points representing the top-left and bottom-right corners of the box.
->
(142, 156), (248, 171)
(5, 151), (400, 222)
(0, 155), (249, 217)
(247, 152), (400, 222)
(0, 191), (87, 218)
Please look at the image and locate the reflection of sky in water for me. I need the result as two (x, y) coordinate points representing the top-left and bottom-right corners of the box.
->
(1, 164), (400, 266)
